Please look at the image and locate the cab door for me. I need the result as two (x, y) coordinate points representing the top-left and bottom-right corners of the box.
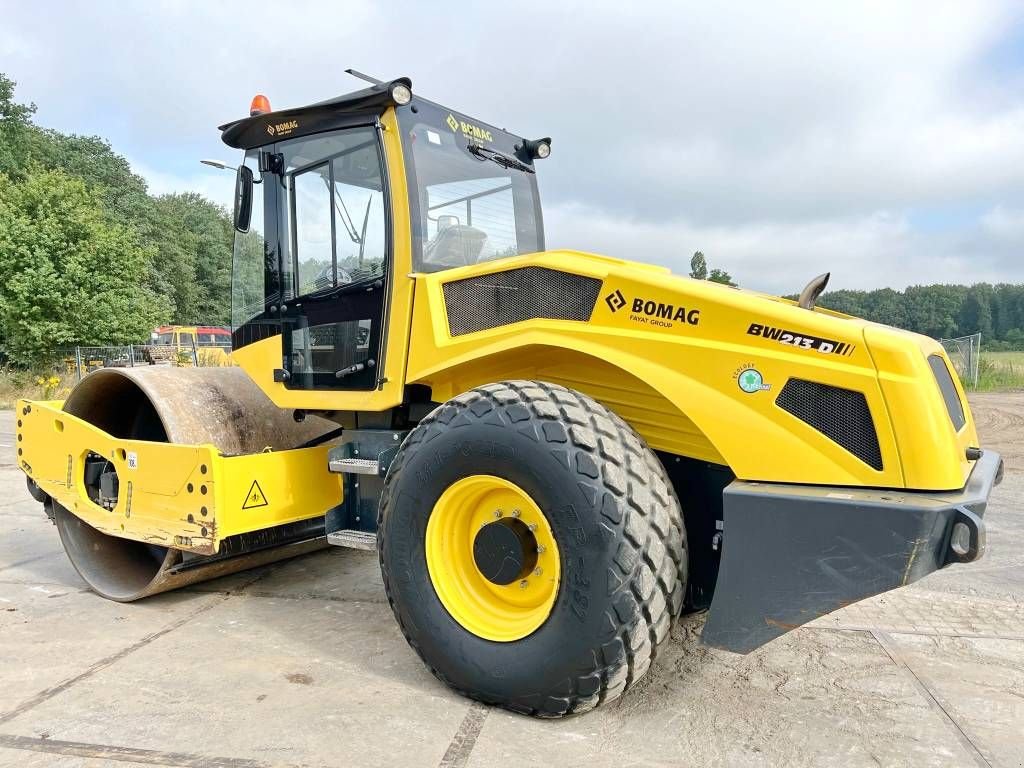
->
(228, 109), (415, 413)
(278, 125), (389, 391)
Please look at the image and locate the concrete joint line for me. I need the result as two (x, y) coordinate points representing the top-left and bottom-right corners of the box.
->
(0, 733), (274, 767)
(0, 560), (279, 725)
(872, 630), (991, 768)
(0, 551), (59, 575)
(0, 592), (229, 726)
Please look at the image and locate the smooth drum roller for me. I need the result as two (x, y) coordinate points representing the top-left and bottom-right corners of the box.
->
(54, 366), (333, 601)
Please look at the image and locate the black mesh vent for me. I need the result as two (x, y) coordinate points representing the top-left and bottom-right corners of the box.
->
(442, 267), (602, 337)
(776, 379), (883, 470)
(928, 355), (966, 431)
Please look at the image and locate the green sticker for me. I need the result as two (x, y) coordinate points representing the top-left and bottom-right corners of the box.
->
(738, 369), (766, 394)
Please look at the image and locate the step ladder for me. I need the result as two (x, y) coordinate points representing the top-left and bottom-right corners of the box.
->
(326, 529), (377, 550)
(327, 456), (381, 475)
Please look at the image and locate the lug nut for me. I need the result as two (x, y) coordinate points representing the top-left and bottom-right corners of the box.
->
(528, 523), (537, 532)
(494, 509), (503, 518)
(511, 509), (521, 518)
(519, 579), (528, 589)
(536, 545), (546, 554)
(533, 567), (543, 576)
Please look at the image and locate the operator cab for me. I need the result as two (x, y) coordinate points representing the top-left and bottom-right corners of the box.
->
(218, 76), (549, 393)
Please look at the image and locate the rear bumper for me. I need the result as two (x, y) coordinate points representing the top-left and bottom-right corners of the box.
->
(701, 450), (1004, 653)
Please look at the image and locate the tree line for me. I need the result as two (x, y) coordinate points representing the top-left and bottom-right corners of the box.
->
(815, 283), (1024, 349)
(0, 73), (232, 365)
(691, 251), (1024, 350)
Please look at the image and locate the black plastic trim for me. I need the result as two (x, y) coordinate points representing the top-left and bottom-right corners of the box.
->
(702, 450), (1003, 653)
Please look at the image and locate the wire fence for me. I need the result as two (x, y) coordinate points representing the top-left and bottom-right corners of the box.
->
(54, 342), (232, 383)
(940, 333), (981, 389)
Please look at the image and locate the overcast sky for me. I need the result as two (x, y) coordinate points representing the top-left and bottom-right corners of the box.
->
(3, 1), (1023, 294)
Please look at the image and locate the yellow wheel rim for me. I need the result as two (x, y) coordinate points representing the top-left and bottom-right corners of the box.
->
(425, 475), (561, 642)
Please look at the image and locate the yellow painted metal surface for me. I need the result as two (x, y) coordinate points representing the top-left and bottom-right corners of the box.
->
(403, 251), (976, 491)
(425, 475), (560, 642)
(15, 399), (342, 554)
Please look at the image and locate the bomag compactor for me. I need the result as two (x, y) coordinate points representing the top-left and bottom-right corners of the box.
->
(16, 73), (1003, 717)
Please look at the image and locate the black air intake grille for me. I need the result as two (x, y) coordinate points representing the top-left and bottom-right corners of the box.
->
(442, 267), (601, 337)
(928, 355), (966, 431)
(776, 379), (883, 470)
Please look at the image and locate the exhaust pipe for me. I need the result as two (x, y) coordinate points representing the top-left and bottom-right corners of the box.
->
(52, 366), (335, 601)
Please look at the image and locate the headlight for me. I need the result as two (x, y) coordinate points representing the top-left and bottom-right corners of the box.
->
(391, 83), (412, 105)
(523, 137), (552, 160)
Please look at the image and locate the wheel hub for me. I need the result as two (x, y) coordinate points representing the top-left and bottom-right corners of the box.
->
(424, 475), (561, 642)
(473, 518), (538, 585)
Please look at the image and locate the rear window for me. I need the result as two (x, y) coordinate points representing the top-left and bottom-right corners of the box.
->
(928, 355), (966, 431)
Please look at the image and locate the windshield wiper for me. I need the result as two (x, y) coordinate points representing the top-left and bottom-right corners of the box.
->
(302, 273), (384, 302)
(467, 142), (535, 174)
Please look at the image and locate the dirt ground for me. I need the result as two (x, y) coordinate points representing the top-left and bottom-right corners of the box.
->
(0, 394), (1021, 767)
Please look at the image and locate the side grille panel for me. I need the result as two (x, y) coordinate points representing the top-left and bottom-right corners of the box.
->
(442, 267), (601, 337)
(776, 379), (883, 470)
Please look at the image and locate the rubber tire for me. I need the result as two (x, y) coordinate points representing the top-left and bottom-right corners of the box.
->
(378, 380), (687, 717)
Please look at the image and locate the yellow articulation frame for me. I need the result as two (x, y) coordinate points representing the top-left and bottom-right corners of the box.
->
(16, 400), (342, 555)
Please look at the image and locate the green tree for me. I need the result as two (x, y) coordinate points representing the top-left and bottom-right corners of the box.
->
(150, 193), (233, 324)
(0, 169), (171, 364)
(708, 268), (736, 287)
(959, 284), (994, 338)
(689, 251), (707, 280)
(0, 73), (36, 177)
(25, 128), (153, 227)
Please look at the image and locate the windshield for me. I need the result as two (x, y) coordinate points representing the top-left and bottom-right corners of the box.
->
(398, 101), (543, 272)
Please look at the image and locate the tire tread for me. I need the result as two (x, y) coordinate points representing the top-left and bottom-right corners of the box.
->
(378, 380), (687, 717)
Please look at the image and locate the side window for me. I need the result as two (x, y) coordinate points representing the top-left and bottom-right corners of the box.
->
(293, 165), (333, 296)
(330, 153), (386, 283)
(286, 129), (386, 297)
(178, 332), (194, 346)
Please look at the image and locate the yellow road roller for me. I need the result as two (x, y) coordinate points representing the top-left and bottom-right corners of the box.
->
(16, 72), (1003, 717)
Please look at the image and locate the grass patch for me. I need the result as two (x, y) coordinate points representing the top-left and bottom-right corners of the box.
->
(0, 367), (75, 409)
(983, 350), (1024, 366)
(973, 353), (1024, 392)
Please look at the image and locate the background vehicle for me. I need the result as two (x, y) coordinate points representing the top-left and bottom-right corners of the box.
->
(15, 73), (1002, 717)
(149, 324), (232, 365)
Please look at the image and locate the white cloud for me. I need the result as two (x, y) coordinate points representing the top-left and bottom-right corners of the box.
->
(3, 0), (1023, 289)
(127, 157), (235, 211)
(982, 205), (1024, 241)
(546, 202), (1015, 294)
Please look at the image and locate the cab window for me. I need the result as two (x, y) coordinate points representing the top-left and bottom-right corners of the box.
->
(284, 128), (386, 299)
(398, 101), (543, 273)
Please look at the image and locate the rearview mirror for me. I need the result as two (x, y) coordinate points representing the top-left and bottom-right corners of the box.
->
(234, 165), (253, 233)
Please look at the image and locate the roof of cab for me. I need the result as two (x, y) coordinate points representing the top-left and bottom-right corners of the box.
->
(218, 77), (411, 150)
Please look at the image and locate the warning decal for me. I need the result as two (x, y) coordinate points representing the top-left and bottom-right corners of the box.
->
(242, 480), (268, 510)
